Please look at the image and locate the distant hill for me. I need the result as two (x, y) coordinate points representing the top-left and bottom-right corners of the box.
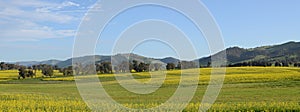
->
(159, 57), (180, 64)
(14, 59), (61, 67)
(14, 41), (300, 68)
(56, 53), (165, 68)
(56, 55), (103, 68)
(198, 41), (300, 66)
(40, 60), (61, 65)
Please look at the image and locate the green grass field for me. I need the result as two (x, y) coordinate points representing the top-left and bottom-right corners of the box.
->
(0, 67), (300, 111)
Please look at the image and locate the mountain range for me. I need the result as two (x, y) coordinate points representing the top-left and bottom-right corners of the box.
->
(13, 41), (300, 68)
(197, 41), (300, 66)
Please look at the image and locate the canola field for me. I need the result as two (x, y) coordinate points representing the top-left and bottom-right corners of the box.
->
(0, 67), (300, 111)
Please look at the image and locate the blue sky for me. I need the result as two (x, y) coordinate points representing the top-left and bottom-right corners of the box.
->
(0, 0), (299, 62)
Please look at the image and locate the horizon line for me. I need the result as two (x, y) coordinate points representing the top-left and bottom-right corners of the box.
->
(3, 40), (299, 63)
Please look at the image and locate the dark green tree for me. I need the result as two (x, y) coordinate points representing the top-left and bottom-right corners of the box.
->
(207, 61), (211, 68)
(41, 65), (54, 77)
(0, 62), (8, 70)
(60, 66), (73, 76)
(32, 65), (37, 75)
(132, 60), (139, 72)
(166, 63), (175, 70)
(176, 62), (181, 69)
(275, 62), (281, 67)
(18, 66), (26, 79)
(102, 62), (112, 73)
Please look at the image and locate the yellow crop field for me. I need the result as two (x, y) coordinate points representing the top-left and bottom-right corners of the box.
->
(0, 67), (299, 111)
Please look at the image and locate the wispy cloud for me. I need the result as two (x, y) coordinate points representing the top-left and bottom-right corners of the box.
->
(0, 19), (75, 41)
(36, 1), (81, 13)
(0, 0), (83, 42)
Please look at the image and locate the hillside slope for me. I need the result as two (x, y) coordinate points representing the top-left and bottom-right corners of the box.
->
(198, 41), (300, 65)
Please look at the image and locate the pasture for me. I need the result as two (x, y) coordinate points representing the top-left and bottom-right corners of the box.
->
(0, 67), (299, 111)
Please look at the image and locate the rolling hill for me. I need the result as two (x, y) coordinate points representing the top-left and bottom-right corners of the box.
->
(14, 41), (300, 68)
(13, 59), (61, 67)
(198, 41), (300, 66)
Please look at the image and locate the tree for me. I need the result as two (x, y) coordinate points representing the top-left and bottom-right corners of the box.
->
(27, 69), (35, 78)
(242, 62), (248, 66)
(144, 63), (150, 72)
(176, 62), (181, 69)
(32, 65), (37, 75)
(102, 62), (112, 73)
(294, 63), (298, 67)
(137, 62), (149, 72)
(0, 62), (8, 70)
(294, 63), (300, 67)
(61, 66), (73, 76)
(166, 63), (175, 70)
(36, 64), (42, 70)
(18, 67), (26, 79)
(96, 63), (104, 73)
(137, 62), (144, 72)
(282, 62), (288, 67)
(53, 65), (59, 70)
(0, 62), (3, 70)
(275, 62), (281, 67)
(132, 60), (139, 72)
(41, 65), (53, 77)
(96, 64), (104, 74)
(7, 64), (16, 70)
(207, 61), (211, 68)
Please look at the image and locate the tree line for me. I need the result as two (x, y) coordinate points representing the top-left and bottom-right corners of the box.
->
(227, 60), (300, 67)
(1, 59), (300, 79)
(17, 64), (57, 79)
(0, 62), (60, 79)
(0, 60), (199, 78)
(0, 62), (20, 70)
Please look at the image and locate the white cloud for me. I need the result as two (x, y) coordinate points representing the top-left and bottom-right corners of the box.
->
(0, 0), (56, 8)
(86, 4), (104, 12)
(62, 1), (80, 7)
(36, 1), (81, 13)
(0, 0), (83, 41)
(0, 7), (73, 23)
(0, 19), (75, 41)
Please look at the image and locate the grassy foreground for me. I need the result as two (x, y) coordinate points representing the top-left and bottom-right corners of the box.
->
(0, 67), (299, 111)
